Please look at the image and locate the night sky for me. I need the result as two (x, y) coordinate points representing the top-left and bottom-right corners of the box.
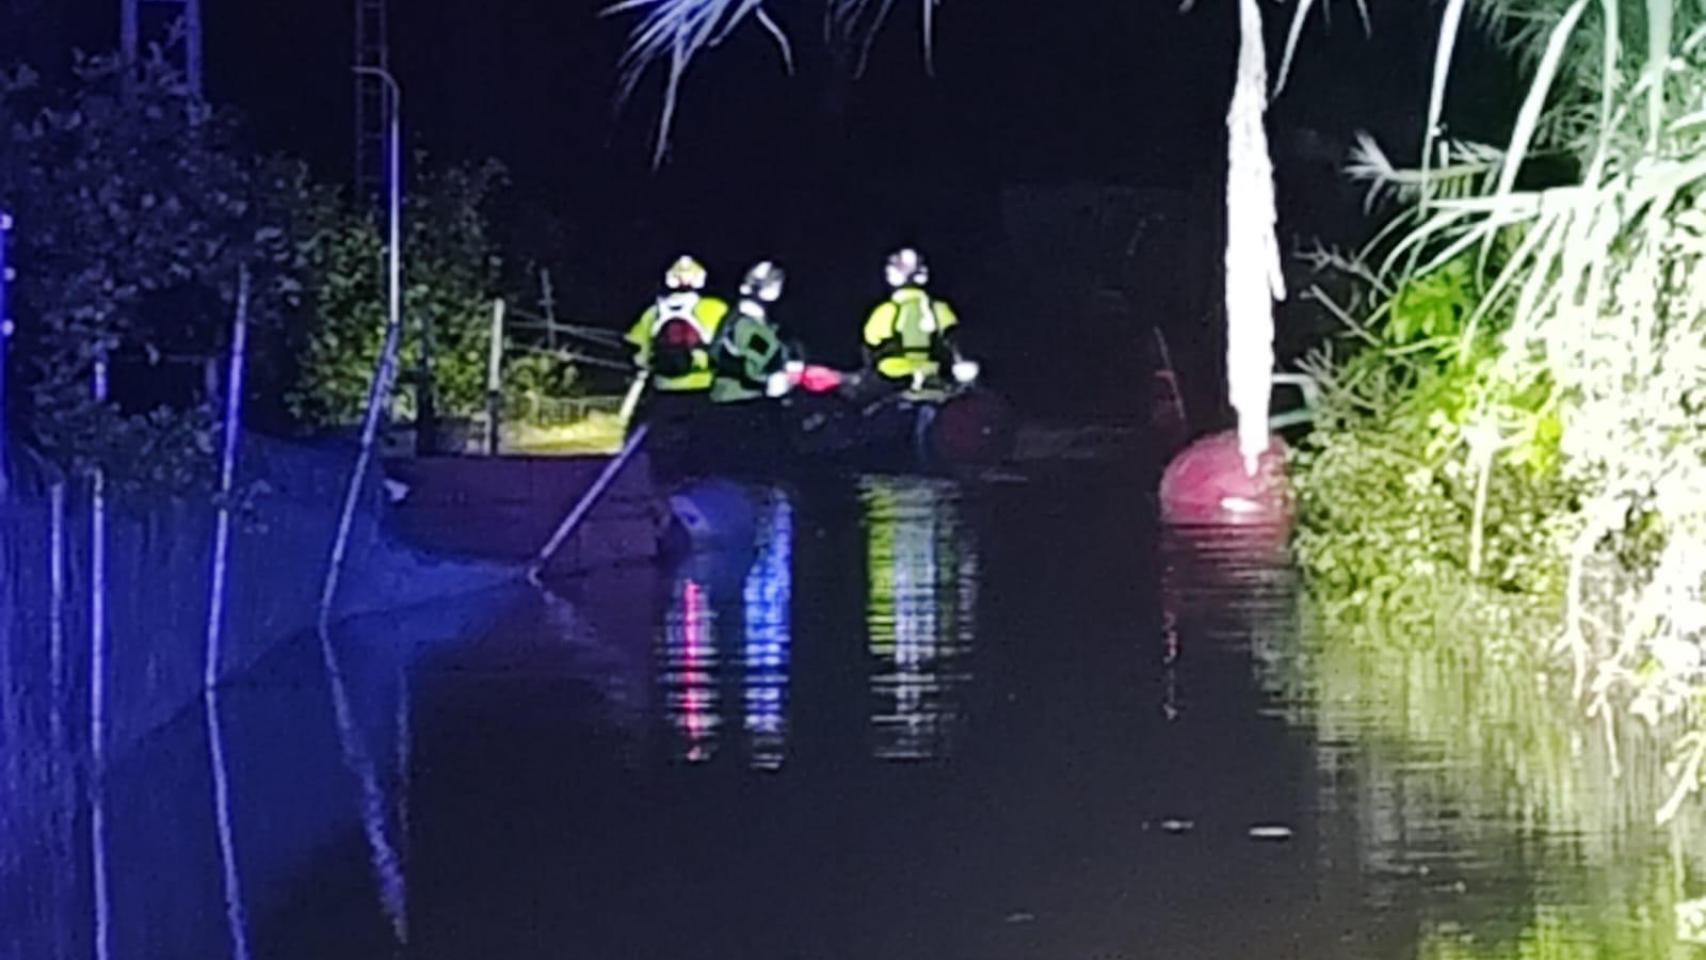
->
(3, 0), (1509, 415)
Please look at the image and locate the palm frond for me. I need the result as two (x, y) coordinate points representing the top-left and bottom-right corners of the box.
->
(1275, 0), (1319, 97)
(607, 0), (745, 164)
(1643, 0), (1673, 148)
(755, 8), (796, 74)
(1274, 0), (1372, 97)
(610, 0), (935, 163)
(1423, 0), (1473, 196)
(1495, 0), (1590, 196)
(1347, 131), (1505, 210)
(835, 0), (899, 76)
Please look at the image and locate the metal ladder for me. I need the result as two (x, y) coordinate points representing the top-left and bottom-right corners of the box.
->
(120, 0), (203, 95)
(354, 0), (391, 211)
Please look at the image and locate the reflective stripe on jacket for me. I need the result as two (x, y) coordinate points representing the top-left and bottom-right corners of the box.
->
(862, 288), (958, 381)
(627, 293), (730, 392)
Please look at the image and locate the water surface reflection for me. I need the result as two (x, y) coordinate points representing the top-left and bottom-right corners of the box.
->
(8, 475), (1706, 958)
(657, 486), (794, 768)
(861, 476), (978, 761)
(1165, 523), (1706, 958)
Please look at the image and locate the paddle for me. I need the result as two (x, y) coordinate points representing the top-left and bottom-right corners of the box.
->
(528, 421), (652, 585)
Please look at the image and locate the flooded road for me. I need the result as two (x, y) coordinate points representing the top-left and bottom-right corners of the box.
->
(4, 471), (1703, 958)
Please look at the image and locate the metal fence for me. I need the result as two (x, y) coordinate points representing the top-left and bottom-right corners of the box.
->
(505, 393), (625, 428)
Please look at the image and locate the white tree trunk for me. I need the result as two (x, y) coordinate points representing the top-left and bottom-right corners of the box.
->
(1225, 0), (1286, 474)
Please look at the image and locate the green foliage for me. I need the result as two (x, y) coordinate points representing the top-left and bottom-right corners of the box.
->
(1292, 229), (1582, 638)
(501, 352), (581, 418)
(1295, 0), (1706, 820)
(1291, 355), (1579, 643)
(0, 54), (310, 494)
(287, 160), (579, 427)
(1388, 256), (1475, 346)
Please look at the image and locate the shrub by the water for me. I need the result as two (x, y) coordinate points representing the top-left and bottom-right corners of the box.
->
(1289, 0), (1706, 819)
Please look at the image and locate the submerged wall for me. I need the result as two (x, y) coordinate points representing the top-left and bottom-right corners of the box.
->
(0, 433), (518, 958)
(3, 434), (515, 753)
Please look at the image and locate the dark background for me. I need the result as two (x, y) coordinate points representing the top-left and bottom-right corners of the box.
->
(1, 0), (1515, 421)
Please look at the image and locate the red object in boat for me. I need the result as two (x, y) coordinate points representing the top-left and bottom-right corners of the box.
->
(1160, 430), (1293, 528)
(793, 365), (844, 394)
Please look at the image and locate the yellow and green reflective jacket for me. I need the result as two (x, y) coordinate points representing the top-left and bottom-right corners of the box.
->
(626, 293), (730, 392)
(862, 287), (958, 382)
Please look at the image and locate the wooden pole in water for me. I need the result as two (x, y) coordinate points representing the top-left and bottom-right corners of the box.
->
(322, 68), (403, 632)
(205, 266), (250, 686)
(618, 371), (648, 427)
(528, 422), (650, 583)
(49, 481), (65, 747)
(0, 211), (11, 501)
(89, 347), (111, 960)
(486, 298), (505, 456)
(320, 316), (403, 632)
(204, 266), (253, 960)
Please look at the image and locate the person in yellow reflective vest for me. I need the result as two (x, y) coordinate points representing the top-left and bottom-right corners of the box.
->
(626, 255), (731, 394)
(711, 261), (794, 405)
(861, 248), (979, 390)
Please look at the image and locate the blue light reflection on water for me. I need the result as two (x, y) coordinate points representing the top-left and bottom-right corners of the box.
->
(654, 475), (983, 768)
(657, 485), (797, 769)
(742, 490), (793, 771)
(8, 471), (1704, 958)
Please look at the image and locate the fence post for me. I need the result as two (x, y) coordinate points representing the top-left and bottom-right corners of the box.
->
(485, 299), (505, 456)
(90, 346), (111, 960)
(319, 316), (403, 633)
(204, 265), (253, 960)
(205, 267), (252, 685)
(416, 310), (438, 456)
(539, 269), (558, 350)
(0, 211), (11, 499)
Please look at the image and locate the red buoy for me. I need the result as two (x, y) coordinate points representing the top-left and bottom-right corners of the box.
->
(1160, 430), (1292, 528)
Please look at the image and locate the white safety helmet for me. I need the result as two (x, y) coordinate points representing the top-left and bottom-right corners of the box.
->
(664, 255), (708, 292)
(740, 260), (787, 303)
(884, 247), (928, 289)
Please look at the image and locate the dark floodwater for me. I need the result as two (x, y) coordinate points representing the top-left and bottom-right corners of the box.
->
(5, 472), (1705, 959)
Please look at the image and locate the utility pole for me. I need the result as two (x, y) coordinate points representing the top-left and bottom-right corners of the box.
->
(354, 65), (403, 411)
(355, 63), (430, 454)
(120, 0), (204, 95)
(354, 0), (391, 212)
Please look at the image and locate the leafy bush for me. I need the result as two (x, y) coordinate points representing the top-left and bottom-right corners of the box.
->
(287, 160), (580, 428)
(501, 352), (581, 419)
(1291, 253), (1581, 645)
(0, 54), (308, 493)
(1292, 0), (1706, 819)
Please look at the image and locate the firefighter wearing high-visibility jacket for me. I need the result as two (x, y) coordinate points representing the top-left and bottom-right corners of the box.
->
(711, 260), (794, 405)
(627, 255), (731, 394)
(861, 248), (978, 390)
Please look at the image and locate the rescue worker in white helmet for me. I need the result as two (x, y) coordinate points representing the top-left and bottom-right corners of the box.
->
(861, 248), (978, 390)
(626, 255), (731, 396)
(711, 260), (796, 405)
